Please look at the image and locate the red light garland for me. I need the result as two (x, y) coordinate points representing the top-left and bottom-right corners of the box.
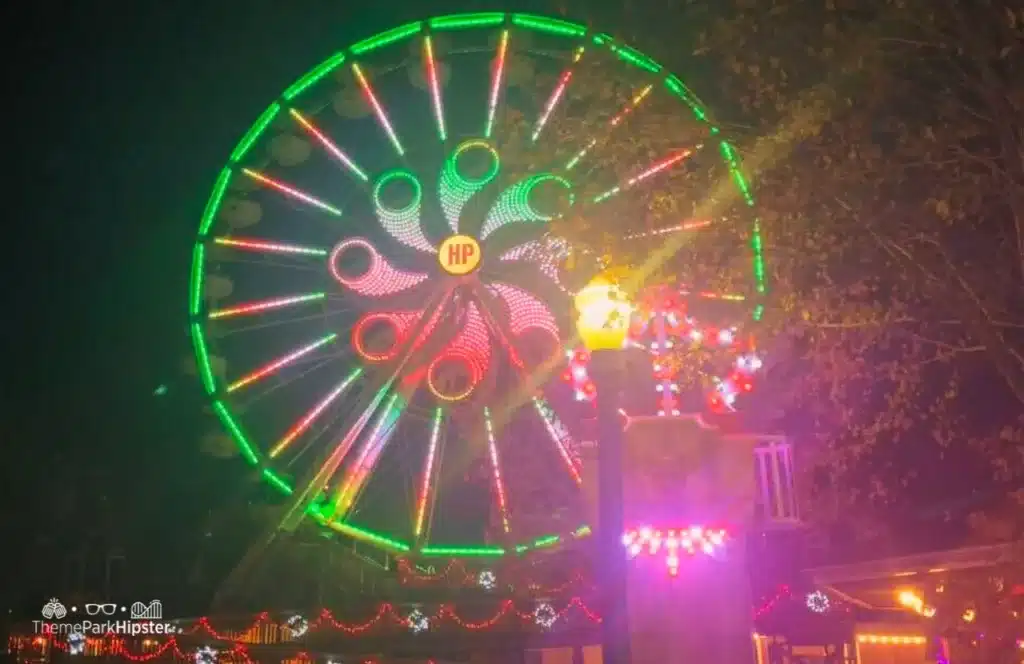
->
(17, 599), (601, 662)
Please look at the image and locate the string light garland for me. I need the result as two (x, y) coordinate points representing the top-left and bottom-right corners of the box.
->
(623, 526), (728, 576)
(18, 590), (801, 663)
(396, 559), (588, 593)
(21, 599), (600, 663)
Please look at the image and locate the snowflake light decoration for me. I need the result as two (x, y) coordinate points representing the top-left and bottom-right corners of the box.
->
(478, 569), (497, 591)
(533, 602), (558, 629)
(407, 608), (430, 633)
(806, 590), (830, 614)
(194, 646), (218, 664)
(67, 632), (86, 656)
(285, 614), (309, 637)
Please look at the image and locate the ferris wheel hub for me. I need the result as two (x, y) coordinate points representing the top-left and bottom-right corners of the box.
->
(438, 234), (482, 275)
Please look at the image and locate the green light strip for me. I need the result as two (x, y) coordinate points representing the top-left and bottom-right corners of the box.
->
(351, 21), (422, 55)
(511, 14), (586, 37)
(429, 13), (505, 31)
(283, 52), (347, 101)
(230, 104), (280, 164)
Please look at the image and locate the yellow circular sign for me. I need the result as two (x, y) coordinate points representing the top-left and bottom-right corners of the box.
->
(438, 235), (482, 275)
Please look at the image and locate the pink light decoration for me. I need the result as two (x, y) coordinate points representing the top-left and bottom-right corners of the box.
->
(499, 239), (568, 287)
(489, 283), (560, 340)
(226, 333), (337, 393)
(623, 526), (729, 576)
(289, 109), (369, 182)
(427, 303), (491, 401)
(241, 168), (342, 217)
(330, 238), (428, 297)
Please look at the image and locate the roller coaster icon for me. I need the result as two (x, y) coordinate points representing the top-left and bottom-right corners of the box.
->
(129, 600), (162, 620)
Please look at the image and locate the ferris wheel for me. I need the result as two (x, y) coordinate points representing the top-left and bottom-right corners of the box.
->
(189, 12), (766, 559)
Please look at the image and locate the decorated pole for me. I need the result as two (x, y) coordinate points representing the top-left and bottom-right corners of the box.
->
(573, 272), (641, 664)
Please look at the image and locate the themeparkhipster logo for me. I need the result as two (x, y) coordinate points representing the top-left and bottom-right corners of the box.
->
(35, 598), (178, 636)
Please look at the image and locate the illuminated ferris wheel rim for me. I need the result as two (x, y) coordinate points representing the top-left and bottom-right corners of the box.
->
(187, 11), (766, 559)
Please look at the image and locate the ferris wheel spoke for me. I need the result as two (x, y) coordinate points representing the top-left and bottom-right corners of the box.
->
(269, 366), (364, 459)
(241, 168), (342, 217)
(229, 349), (354, 416)
(621, 218), (714, 241)
(484, 29), (510, 139)
(589, 146), (701, 205)
(212, 236), (328, 257)
(225, 333), (337, 393)
(288, 109), (370, 183)
(531, 47), (584, 143)
(282, 381), (397, 532)
(212, 302), (355, 339)
(208, 292), (326, 320)
(330, 391), (408, 520)
(422, 36), (447, 141)
(483, 407), (512, 537)
(351, 63), (405, 157)
(413, 408), (446, 546)
(565, 84), (653, 171)
(532, 398), (582, 487)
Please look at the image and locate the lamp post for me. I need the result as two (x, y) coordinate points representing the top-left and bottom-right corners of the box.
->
(574, 272), (642, 664)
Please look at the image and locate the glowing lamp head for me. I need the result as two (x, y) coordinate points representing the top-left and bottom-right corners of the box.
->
(573, 272), (635, 351)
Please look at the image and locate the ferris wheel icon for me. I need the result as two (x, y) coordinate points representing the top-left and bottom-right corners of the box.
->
(189, 12), (763, 560)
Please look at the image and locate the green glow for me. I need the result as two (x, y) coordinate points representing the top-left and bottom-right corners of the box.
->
(421, 546), (506, 557)
(351, 21), (422, 55)
(511, 14), (586, 37)
(439, 140), (500, 230)
(198, 169), (231, 236)
(230, 104), (280, 164)
(283, 52), (347, 100)
(533, 534), (560, 548)
(262, 469), (293, 495)
(212, 401), (259, 465)
(190, 323), (215, 395)
(373, 169), (423, 214)
(480, 174), (573, 238)
(719, 140), (767, 302)
(189, 243), (205, 316)
(594, 34), (661, 73)
(665, 75), (708, 123)
(429, 13), (505, 31)
(327, 520), (411, 553)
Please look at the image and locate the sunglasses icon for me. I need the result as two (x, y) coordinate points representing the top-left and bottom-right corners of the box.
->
(84, 604), (118, 616)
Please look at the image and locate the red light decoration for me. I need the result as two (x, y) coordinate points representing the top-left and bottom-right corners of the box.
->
(352, 311), (421, 362)
(330, 238), (427, 297)
(27, 599), (602, 661)
(427, 303), (492, 401)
